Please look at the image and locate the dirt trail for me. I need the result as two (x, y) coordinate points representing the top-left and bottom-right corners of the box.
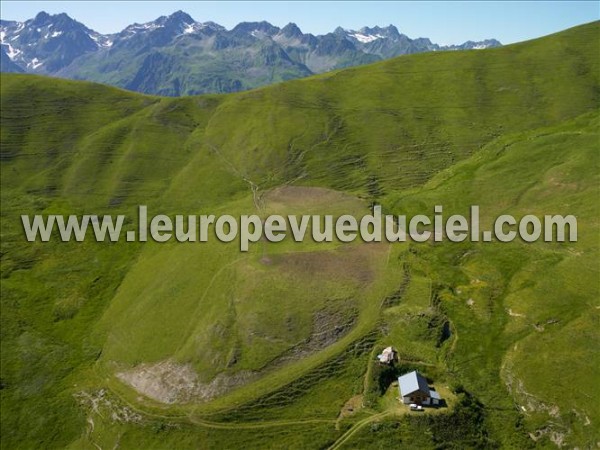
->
(328, 411), (392, 450)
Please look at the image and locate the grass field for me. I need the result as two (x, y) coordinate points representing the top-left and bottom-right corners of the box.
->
(1, 21), (598, 449)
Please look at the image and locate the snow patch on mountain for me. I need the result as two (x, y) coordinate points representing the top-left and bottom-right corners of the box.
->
(27, 57), (43, 69)
(3, 43), (21, 60)
(350, 32), (384, 43)
(89, 33), (112, 48)
(123, 22), (163, 38)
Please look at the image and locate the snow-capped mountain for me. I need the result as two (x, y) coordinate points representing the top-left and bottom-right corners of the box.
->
(114, 10), (226, 48)
(446, 39), (503, 50)
(0, 11), (112, 73)
(0, 11), (502, 95)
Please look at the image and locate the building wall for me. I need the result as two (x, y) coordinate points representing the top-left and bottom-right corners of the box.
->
(401, 390), (429, 404)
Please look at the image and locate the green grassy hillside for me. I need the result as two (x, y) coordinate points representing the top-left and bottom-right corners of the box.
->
(1, 21), (598, 449)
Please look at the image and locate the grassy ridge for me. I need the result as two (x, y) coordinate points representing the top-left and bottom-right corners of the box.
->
(382, 111), (599, 447)
(2, 22), (598, 211)
(1, 21), (599, 449)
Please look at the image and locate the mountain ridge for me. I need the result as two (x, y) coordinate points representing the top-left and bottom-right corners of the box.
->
(0, 10), (501, 95)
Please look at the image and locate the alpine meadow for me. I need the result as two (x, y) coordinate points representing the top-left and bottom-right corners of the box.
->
(0, 20), (599, 449)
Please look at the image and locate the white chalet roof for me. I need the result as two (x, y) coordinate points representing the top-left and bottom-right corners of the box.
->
(398, 371), (430, 397)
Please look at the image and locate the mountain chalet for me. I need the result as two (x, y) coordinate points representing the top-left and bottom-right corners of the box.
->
(397, 370), (441, 406)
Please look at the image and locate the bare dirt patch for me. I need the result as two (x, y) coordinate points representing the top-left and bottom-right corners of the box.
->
(507, 308), (525, 318)
(271, 243), (387, 285)
(117, 360), (257, 404)
(272, 304), (358, 366)
(265, 185), (361, 208)
(75, 389), (143, 424)
(338, 395), (364, 420)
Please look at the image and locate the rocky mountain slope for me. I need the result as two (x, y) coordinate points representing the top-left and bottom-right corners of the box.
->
(0, 11), (501, 95)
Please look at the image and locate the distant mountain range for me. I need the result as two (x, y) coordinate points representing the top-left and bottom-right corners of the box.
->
(0, 11), (502, 95)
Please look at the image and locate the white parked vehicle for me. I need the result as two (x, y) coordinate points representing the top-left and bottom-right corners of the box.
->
(409, 404), (424, 411)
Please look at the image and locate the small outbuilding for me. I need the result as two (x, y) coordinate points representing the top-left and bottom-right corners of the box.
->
(377, 346), (397, 365)
(397, 370), (441, 406)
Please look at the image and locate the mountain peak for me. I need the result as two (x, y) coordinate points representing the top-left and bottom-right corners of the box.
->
(167, 10), (194, 24)
(232, 21), (280, 36)
(281, 22), (303, 38)
(32, 11), (52, 26)
(29, 11), (86, 33)
(383, 24), (401, 38)
(353, 25), (401, 41)
(34, 11), (51, 21)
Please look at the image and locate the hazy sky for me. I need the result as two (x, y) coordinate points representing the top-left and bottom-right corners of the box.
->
(1, 1), (598, 45)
